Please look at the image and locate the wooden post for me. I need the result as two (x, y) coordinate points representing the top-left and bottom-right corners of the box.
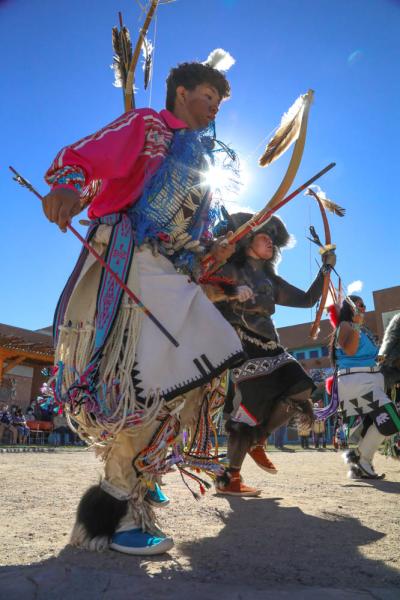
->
(124, 0), (159, 111)
(0, 353), (4, 384)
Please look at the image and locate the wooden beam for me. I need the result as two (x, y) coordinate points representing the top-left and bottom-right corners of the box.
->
(3, 356), (25, 374)
(0, 348), (53, 364)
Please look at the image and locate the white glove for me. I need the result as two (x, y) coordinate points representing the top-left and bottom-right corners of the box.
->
(235, 285), (254, 303)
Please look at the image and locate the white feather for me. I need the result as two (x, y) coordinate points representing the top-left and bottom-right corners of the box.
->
(203, 48), (235, 71)
(141, 36), (154, 71)
(347, 280), (363, 295)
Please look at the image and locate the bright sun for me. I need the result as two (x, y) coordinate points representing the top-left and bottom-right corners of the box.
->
(203, 160), (251, 206)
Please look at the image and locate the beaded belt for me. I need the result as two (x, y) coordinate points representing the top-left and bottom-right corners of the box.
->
(238, 329), (279, 351)
(337, 366), (380, 376)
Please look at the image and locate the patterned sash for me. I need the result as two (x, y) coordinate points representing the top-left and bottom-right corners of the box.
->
(53, 213), (134, 358)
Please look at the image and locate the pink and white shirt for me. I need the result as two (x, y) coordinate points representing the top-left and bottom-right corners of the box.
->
(45, 108), (188, 219)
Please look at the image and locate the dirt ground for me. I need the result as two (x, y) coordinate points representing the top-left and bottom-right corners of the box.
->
(0, 447), (399, 598)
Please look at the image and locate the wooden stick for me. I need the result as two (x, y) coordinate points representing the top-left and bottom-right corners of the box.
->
(124, 0), (159, 111)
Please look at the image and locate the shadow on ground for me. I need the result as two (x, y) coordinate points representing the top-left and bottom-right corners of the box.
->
(343, 480), (400, 495)
(0, 495), (399, 599)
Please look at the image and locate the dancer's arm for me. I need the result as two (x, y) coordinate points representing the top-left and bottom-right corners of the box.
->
(337, 313), (364, 356)
(45, 110), (146, 187)
(275, 251), (336, 308)
(42, 111), (146, 229)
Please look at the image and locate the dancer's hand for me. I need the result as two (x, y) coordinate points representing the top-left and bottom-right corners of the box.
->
(42, 188), (82, 232)
(235, 285), (254, 303)
(210, 231), (236, 263)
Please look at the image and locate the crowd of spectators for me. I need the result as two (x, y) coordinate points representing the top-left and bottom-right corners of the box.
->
(0, 399), (81, 446)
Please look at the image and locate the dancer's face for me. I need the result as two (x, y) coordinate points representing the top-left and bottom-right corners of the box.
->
(174, 83), (222, 129)
(247, 233), (274, 261)
(354, 298), (366, 315)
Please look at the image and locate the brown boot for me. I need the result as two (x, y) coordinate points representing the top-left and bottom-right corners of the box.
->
(248, 444), (278, 474)
(216, 470), (261, 497)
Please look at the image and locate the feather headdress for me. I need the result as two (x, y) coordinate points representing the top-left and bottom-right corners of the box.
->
(203, 48), (235, 71)
(259, 92), (313, 167)
(305, 186), (345, 217)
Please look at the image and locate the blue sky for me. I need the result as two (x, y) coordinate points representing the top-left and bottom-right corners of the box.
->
(1, 0), (399, 331)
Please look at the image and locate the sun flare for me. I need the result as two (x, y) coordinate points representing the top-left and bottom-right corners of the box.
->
(203, 160), (251, 207)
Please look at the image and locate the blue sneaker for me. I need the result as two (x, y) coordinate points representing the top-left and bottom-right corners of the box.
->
(145, 483), (170, 507)
(110, 528), (174, 555)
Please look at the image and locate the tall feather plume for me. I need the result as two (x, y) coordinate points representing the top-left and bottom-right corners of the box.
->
(305, 186), (345, 217)
(111, 17), (133, 90)
(203, 48), (235, 71)
(259, 93), (310, 167)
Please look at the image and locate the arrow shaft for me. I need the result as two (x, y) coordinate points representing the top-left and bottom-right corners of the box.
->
(9, 166), (179, 347)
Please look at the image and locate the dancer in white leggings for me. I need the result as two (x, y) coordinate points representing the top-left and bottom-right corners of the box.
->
(330, 296), (400, 479)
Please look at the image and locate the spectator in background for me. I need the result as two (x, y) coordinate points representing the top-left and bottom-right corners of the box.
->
(298, 419), (311, 449)
(39, 401), (53, 422)
(53, 412), (71, 446)
(12, 407), (30, 445)
(313, 402), (326, 449)
(274, 424), (287, 450)
(25, 406), (36, 422)
(30, 399), (42, 421)
(0, 403), (18, 444)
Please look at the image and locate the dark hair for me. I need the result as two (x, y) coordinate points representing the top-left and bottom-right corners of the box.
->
(329, 295), (363, 365)
(165, 62), (231, 112)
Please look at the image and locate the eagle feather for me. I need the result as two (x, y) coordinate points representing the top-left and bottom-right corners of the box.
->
(305, 187), (345, 217)
(259, 93), (309, 167)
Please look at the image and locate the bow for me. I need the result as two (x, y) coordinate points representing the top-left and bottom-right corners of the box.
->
(201, 90), (318, 271)
(305, 187), (345, 339)
(231, 89), (315, 241)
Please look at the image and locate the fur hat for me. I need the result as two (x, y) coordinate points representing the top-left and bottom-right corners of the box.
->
(218, 210), (293, 273)
(222, 211), (292, 249)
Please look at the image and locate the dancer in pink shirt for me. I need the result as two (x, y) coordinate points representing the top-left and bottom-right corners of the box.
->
(42, 53), (243, 556)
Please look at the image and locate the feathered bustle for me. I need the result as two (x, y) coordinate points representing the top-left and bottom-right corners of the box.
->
(203, 48), (235, 71)
(259, 91), (313, 167)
